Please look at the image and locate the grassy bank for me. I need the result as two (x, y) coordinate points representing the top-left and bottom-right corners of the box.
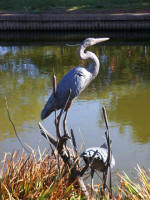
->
(0, 150), (81, 199)
(0, 150), (150, 199)
(0, 0), (150, 13)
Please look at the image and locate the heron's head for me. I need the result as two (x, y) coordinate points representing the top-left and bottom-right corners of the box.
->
(82, 37), (110, 49)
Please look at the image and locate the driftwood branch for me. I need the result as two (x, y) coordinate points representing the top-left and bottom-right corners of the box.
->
(39, 101), (113, 199)
(71, 128), (78, 156)
(38, 122), (57, 147)
(39, 120), (89, 199)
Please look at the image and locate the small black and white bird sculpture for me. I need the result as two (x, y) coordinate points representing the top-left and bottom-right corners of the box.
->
(81, 141), (115, 191)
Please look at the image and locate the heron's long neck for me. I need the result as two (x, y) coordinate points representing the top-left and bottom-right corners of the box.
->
(78, 46), (100, 78)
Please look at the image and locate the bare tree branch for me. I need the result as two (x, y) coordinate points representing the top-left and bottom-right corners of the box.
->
(38, 122), (57, 147)
(102, 106), (112, 198)
(71, 128), (78, 156)
(5, 96), (31, 154)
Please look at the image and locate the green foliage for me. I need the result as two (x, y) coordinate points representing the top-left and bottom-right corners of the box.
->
(0, 0), (149, 12)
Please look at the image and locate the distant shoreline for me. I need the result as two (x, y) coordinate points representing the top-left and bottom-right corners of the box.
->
(0, 9), (150, 31)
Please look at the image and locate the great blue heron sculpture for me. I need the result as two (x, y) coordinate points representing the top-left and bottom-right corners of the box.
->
(80, 141), (115, 191)
(41, 37), (109, 120)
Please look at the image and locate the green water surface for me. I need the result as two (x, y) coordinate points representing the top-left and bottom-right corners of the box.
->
(0, 43), (150, 174)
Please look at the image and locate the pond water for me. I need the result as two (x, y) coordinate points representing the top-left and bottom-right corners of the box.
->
(0, 41), (150, 178)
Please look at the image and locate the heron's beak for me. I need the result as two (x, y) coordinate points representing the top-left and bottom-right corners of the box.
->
(93, 37), (110, 45)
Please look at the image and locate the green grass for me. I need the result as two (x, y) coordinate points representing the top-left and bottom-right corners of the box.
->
(0, 0), (149, 13)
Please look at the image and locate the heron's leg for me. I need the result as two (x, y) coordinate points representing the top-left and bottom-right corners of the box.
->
(91, 168), (95, 197)
(101, 170), (107, 195)
(56, 109), (70, 139)
(56, 90), (72, 139)
(55, 110), (62, 139)
(63, 109), (70, 138)
(56, 110), (62, 122)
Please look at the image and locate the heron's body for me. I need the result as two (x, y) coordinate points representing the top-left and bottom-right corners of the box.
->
(41, 37), (109, 120)
(81, 142), (115, 193)
(81, 143), (115, 172)
(41, 66), (92, 119)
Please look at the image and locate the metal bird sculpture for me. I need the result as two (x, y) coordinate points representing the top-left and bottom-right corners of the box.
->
(80, 141), (115, 192)
(41, 37), (109, 120)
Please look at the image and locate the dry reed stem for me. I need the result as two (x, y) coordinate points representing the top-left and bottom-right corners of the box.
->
(0, 149), (80, 199)
(102, 106), (113, 198)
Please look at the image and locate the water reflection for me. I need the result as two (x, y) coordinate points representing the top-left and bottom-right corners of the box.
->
(0, 43), (150, 172)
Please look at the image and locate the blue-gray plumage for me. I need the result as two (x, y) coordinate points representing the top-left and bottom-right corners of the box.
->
(41, 37), (109, 120)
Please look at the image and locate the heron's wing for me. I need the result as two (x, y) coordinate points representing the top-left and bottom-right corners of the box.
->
(56, 66), (92, 108)
(81, 147), (104, 160)
(41, 93), (55, 120)
(41, 66), (91, 119)
(97, 148), (115, 168)
(81, 147), (115, 168)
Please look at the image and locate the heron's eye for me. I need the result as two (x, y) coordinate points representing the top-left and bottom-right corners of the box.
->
(86, 40), (91, 45)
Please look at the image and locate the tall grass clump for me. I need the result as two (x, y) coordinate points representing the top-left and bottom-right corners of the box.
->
(118, 165), (150, 200)
(0, 149), (81, 200)
(0, 148), (150, 199)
